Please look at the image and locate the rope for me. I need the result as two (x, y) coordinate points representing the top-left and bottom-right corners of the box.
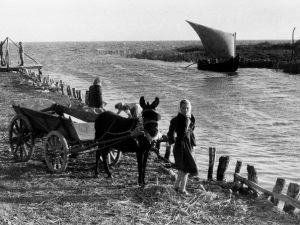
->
(95, 118), (117, 143)
(184, 62), (197, 68)
(96, 134), (132, 151)
(7, 37), (40, 65)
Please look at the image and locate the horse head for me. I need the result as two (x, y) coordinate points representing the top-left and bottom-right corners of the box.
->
(139, 96), (161, 142)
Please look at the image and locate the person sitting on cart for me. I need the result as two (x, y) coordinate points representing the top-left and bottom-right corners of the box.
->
(87, 77), (105, 114)
(114, 102), (142, 118)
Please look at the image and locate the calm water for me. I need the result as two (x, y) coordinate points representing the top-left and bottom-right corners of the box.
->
(20, 41), (300, 190)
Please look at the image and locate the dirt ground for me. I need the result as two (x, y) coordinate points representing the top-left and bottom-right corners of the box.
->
(0, 71), (299, 225)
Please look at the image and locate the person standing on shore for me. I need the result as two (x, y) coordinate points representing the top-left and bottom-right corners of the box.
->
(167, 99), (198, 195)
(19, 42), (24, 66)
(87, 77), (105, 113)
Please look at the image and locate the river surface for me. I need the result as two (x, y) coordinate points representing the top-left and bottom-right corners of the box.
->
(19, 41), (300, 190)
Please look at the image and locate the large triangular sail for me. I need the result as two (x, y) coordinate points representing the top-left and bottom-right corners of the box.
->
(186, 21), (236, 59)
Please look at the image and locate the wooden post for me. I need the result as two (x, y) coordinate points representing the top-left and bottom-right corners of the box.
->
(207, 147), (216, 180)
(216, 156), (229, 181)
(67, 85), (72, 96)
(247, 165), (258, 183)
(85, 90), (89, 105)
(234, 160), (242, 182)
(271, 178), (286, 206)
(76, 90), (82, 101)
(45, 76), (49, 86)
(283, 183), (300, 213)
(60, 80), (64, 95)
(72, 87), (77, 98)
(164, 144), (171, 160)
(78, 90), (82, 101)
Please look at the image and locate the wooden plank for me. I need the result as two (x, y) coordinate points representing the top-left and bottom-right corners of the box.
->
(234, 173), (300, 210)
(0, 64), (43, 72)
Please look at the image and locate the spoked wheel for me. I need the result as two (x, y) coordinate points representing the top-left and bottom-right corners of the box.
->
(9, 114), (34, 162)
(44, 131), (69, 173)
(100, 149), (122, 166)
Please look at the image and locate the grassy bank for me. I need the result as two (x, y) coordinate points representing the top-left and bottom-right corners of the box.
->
(0, 71), (299, 224)
(126, 41), (300, 74)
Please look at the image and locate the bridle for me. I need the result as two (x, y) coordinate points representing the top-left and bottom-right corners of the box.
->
(140, 109), (160, 143)
(141, 109), (160, 126)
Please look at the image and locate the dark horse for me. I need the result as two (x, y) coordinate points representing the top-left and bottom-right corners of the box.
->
(94, 96), (160, 186)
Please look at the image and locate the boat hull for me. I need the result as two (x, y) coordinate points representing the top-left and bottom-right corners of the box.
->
(197, 56), (239, 72)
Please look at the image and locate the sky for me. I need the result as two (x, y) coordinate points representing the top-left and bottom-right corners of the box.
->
(0, 0), (300, 42)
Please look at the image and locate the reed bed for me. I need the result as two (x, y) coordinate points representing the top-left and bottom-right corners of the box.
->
(125, 42), (300, 74)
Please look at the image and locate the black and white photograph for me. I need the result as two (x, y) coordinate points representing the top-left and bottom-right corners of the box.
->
(0, 0), (299, 224)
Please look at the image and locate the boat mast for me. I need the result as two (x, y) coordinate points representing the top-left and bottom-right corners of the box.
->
(291, 27), (296, 62)
(234, 32), (236, 58)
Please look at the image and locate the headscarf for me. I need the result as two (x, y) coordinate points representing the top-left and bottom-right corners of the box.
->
(93, 77), (102, 85)
(179, 99), (192, 118)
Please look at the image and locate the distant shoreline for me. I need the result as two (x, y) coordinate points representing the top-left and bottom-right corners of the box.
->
(123, 40), (300, 74)
(21, 39), (292, 44)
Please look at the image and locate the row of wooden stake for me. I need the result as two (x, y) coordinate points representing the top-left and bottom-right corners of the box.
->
(19, 69), (90, 105)
(208, 147), (300, 214)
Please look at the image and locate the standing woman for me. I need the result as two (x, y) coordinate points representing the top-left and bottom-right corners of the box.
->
(167, 99), (198, 194)
(87, 77), (105, 113)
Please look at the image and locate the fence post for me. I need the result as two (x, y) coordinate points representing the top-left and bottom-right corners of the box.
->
(67, 85), (72, 97)
(216, 156), (229, 181)
(247, 165), (258, 183)
(76, 90), (82, 101)
(234, 160), (242, 182)
(283, 183), (300, 213)
(207, 147), (216, 180)
(271, 178), (286, 206)
(85, 90), (89, 105)
(60, 81), (64, 95)
(72, 88), (77, 98)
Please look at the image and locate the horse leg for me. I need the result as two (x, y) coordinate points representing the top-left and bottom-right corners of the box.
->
(102, 149), (112, 178)
(94, 148), (101, 178)
(141, 149), (150, 186)
(136, 151), (144, 186)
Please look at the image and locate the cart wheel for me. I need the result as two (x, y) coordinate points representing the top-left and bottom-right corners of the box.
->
(101, 149), (122, 166)
(44, 131), (69, 173)
(9, 114), (34, 162)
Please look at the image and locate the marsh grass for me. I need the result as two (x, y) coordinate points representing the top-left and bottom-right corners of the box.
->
(126, 41), (300, 74)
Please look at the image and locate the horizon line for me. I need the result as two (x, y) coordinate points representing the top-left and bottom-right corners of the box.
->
(10, 39), (292, 43)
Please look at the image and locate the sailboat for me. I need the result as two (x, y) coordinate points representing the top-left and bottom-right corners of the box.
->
(186, 20), (239, 72)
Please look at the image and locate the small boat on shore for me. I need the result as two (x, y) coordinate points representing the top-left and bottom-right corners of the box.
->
(186, 21), (239, 72)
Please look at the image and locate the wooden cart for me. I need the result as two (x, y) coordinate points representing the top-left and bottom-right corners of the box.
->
(9, 98), (122, 173)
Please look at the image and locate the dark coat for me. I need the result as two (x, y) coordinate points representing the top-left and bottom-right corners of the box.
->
(167, 113), (198, 175)
(88, 84), (103, 108)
